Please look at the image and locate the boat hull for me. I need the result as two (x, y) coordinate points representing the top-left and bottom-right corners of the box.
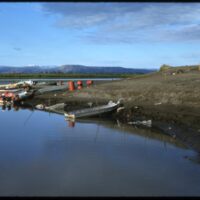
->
(64, 101), (119, 119)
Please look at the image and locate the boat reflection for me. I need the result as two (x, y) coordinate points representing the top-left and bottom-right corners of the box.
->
(68, 120), (75, 127)
(64, 117), (186, 149)
(1, 104), (11, 111)
(65, 117), (200, 165)
(0, 104), (33, 112)
(1, 105), (200, 165)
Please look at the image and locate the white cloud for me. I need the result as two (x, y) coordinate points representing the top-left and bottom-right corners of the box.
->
(42, 3), (200, 43)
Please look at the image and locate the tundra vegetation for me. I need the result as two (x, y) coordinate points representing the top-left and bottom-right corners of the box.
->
(0, 73), (145, 79)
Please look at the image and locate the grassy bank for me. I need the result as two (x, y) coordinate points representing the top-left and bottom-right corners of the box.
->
(0, 73), (146, 79)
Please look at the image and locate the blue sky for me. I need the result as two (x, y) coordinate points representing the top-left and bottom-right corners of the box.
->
(1, 2), (200, 69)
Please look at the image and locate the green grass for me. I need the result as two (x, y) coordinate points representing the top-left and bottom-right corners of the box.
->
(0, 73), (147, 79)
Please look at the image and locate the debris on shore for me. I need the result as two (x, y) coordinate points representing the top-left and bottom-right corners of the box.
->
(128, 119), (152, 127)
(35, 102), (66, 115)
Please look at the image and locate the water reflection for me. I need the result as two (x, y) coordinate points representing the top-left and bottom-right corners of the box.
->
(0, 104), (33, 112)
(65, 116), (200, 169)
(0, 105), (197, 152)
(0, 107), (200, 196)
(66, 118), (186, 149)
(0, 105), (198, 154)
(68, 120), (75, 127)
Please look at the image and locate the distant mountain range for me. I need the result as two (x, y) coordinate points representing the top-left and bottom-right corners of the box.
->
(0, 65), (156, 74)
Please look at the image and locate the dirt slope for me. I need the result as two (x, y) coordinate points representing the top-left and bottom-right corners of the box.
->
(25, 71), (200, 130)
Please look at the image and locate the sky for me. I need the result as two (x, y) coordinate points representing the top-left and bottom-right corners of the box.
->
(1, 2), (200, 69)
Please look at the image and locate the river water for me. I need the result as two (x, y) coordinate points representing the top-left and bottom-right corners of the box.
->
(0, 107), (200, 196)
(0, 78), (120, 84)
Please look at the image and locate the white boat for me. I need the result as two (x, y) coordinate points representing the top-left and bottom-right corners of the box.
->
(0, 80), (34, 90)
(13, 90), (34, 103)
(64, 100), (120, 119)
(0, 89), (21, 93)
(0, 83), (18, 89)
(16, 80), (34, 87)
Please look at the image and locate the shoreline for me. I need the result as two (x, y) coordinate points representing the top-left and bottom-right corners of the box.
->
(20, 91), (200, 154)
(3, 70), (200, 154)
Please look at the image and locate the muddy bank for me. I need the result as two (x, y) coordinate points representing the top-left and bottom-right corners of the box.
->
(21, 96), (200, 154)
(20, 71), (200, 153)
(25, 93), (200, 130)
(23, 72), (200, 130)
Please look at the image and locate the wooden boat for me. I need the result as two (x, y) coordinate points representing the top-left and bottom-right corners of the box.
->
(64, 100), (120, 119)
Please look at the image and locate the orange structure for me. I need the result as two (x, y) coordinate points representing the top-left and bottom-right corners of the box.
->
(68, 121), (75, 127)
(77, 80), (83, 90)
(3, 91), (16, 100)
(68, 81), (75, 91)
(86, 80), (93, 87)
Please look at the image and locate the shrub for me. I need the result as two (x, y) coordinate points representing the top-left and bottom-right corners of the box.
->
(159, 64), (171, 72)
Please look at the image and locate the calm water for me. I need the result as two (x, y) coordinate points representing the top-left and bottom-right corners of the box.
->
(0, 108), (200, 196)
(0, 78), (120, 84)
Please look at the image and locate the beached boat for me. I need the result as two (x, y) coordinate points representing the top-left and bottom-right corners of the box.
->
(0, 89), (22, 102)
(0, 80), (34, 90)
(0, 88), (34, 107)
(0, 97), (12, 106)
(0, 83), (18, 90)
(64, 100), (120, 119)
(34, 85), (68, 95)
(0, 89), (21, 93)
(13, 90), (34, 103)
